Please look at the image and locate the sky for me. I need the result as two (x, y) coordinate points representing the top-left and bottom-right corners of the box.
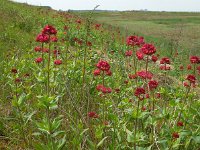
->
(13, 0), (200, 12)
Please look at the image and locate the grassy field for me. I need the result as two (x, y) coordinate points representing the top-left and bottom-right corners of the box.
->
(78, 11), (200, 57)
(0, 0), (59, 59)
(0, 1), (200, 149)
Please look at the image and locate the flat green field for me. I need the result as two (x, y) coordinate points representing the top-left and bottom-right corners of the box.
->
(78, 11), (200, 56)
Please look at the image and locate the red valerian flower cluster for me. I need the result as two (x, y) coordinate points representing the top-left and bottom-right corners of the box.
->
(15, 78), (21, 83)
(54, 59), (62, 65)
(128, 74), (137, 79)
(53, 50), (61, 56)
(125, 50), (133, 57)
(160, 65), (171, 70)
(187, 64), (192, 70)
(36, 25), (57, 43)
(95, 24), (101, 30)
(126, 35), (144, 47)
(197, 66), (200, 75)
(140, 43), (156, 55)
(76, 19), (81, 24)
(94, 60), (112, 77)
(179, 65), (184, 70)
(88, 112), (99, 118)
(186, 74), (196, 84)
(134, 87), (145, 100)
(190, 56), (199, 64)
(51, 36), (58, 42)
(177, 121), (184, 127)
(11, 68), (17, 74)
(172, 132), (179, 139)
(148, 80), (159, 90)
(136, 50), (144, 60)
(96, 60), (110, 71)
(96, 84), (112, 94)
(35, 57), (43, 63)
(36, 33), (50, 43)
(160, 57), (170, 64)
(137, 70), (153, 80)
(160, 57), (171, 70)
(93, 69), (101, 76)
(183, 81), (189, 87)
(42, 25), (57, 35)
(151, 55), (158, 62)
(34, 46), (42, 52)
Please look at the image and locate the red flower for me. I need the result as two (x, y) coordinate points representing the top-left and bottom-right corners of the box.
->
(24, 73), (30, 78)
(64, 25), (68, 30)
(77, 39), (83, 45)
(145, 94), (150, 99)
(160, 65), (171, 70)
(42, 25), (57, 35)
(151, 55), (158, 62)
(180, 65), (184, 70)
(136, 50), (144, 60)
(76, 19), (81, 24)
(34, 46), (42, 52)
(53, 50), (61, 55)
(115, 88), (120, 93)
(36, 33), (50, 43)
(93, 69), (101, 76)
(148, 80), (158, 90)
(51, 36), (58, 42)
(15, 78), (21, 83)
(96, 84), (104, 91)
(125, 50), (133, 57)
(124, 80), (129, 84)
(54, 59), (62, 65)
(172, 132), (179, 139)
(11, 68), (17, 74)
(88, 112), (98, 118)
(96, 60), (110, 71)
(190, 56), (199, 64)
(141, 106), (146, 111)
(106, 70), (112, 76)
(186, 74), (196, 83)
(87, 41), (92, 47)
(134, 87), (145, 97)
(95, 24), (101, 30)
(177, 121), (183, 127)
(140, 43), (156, 55)
(183, 82), (189, 87)
(128, 74), (137, 79)
(101, 87), (112, 94)
(156, 93), (161, 98)
(103, 121), (109, 126)
(187, 64), (192, 70)
(126, 36), (144, 47)
(35, 57), (43, 63)
(160, 57), (170, 64)
(43, 48), (49, 53)
(137, 70), (153, 80)
(197, 66), (200, 72)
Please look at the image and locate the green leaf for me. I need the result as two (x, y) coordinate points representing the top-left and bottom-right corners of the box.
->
(25, 111), (36, 125)
(192, 136), (200, 144)
(127, 133), (135, 143)
(18, 93), (26, 106)
(34, 143), (49, 150)
(57, 135), (67, 150)
(86, 138), (96, 150)
(80, 128), (89, 136)
(97, 136), (108, 148)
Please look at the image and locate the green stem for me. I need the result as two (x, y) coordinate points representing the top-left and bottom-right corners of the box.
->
(134, 99), (140, 150)
(47, 37), (51, 96)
